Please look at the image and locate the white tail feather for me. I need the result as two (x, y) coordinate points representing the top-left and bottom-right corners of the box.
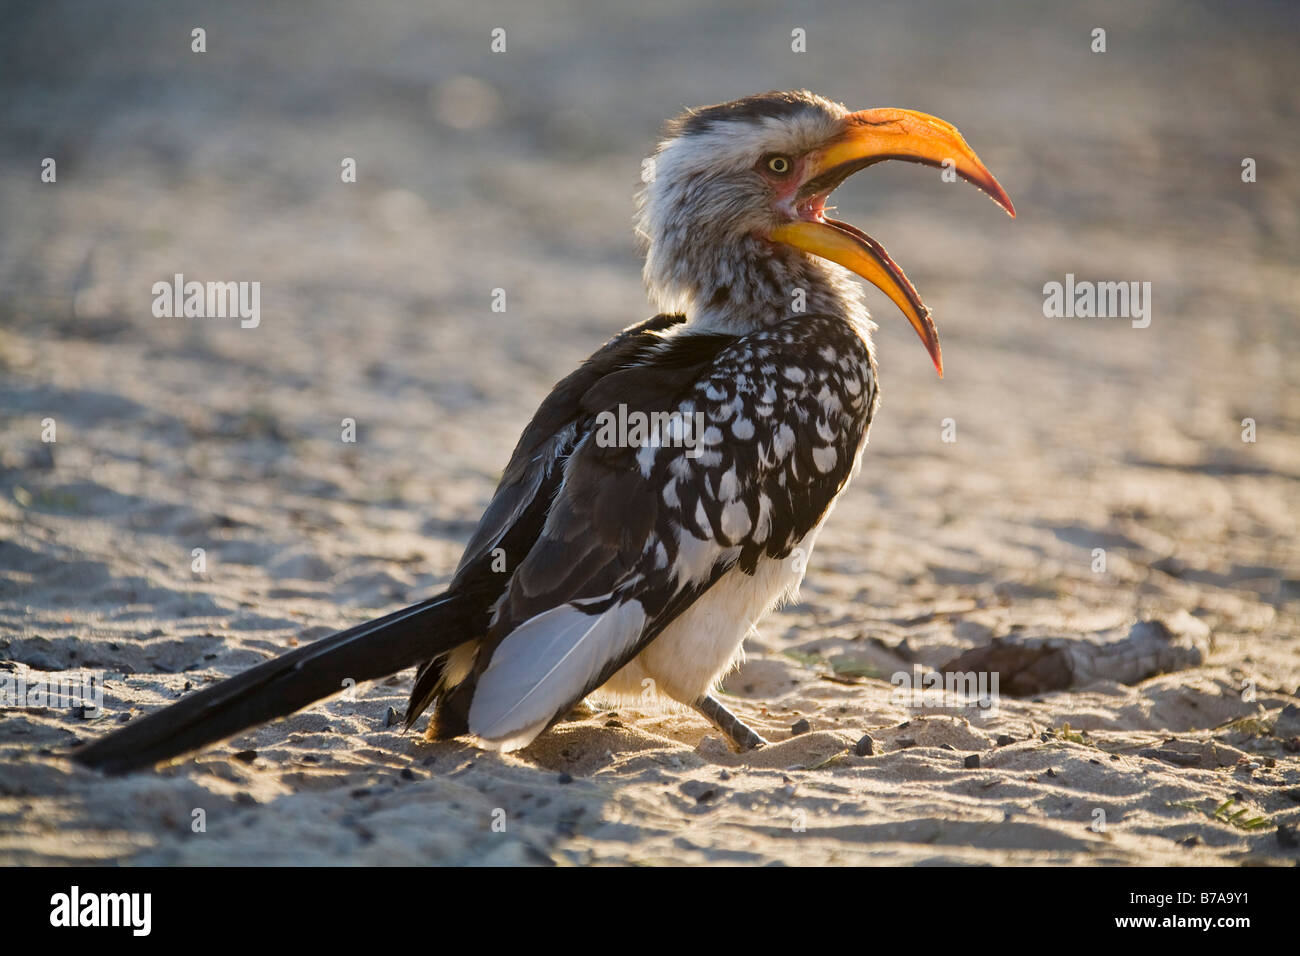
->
(469, 599), (646, 747)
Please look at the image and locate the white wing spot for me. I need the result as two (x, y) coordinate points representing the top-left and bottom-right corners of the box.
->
(719, 499), (752, 540)
(813, 444), (838, 473)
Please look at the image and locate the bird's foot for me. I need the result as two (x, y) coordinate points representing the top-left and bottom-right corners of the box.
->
(696, 694), (768, 752)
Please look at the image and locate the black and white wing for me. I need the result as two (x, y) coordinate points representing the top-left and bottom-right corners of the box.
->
(406, 313), (687, 724)
(456, 314), (878, 749)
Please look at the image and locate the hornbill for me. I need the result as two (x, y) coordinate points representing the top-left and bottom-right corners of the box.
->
(75, 90), (1014, 773)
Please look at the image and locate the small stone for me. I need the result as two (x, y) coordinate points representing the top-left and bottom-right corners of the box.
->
(855, 734), (874, 756)
(790, 718), (811, 736)
(400, 768), (416, 781)
(384, 707), (399, 728)
(557, 772), (574, 785)
(897, 737), (916, 748)
(350, 788), (370, 798)
(233, 749), (257, 763)
(1277, 824), (1298, 849)
(1045, 767), (1058, 778)
(996, 734), (1014, 747)
(1274, 703), (1300, 737)
(681, 780), (719, 803)
(964, 754), (980, 769)
(604, 719), (623, 728)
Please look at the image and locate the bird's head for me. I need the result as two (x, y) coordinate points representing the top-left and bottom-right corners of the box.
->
(636, 90), (1015, 376)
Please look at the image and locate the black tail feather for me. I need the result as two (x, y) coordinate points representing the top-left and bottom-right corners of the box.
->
(73, 588), (488, 774)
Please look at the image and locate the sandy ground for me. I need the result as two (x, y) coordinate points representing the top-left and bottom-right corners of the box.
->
(1, 0), (1298, 865)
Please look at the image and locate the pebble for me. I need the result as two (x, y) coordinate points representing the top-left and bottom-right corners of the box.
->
(1274, 703), (1300, 737)
(233, 750), (257, 763)
(681, 780), (719, 803)
(384, 707), (399, 728)
(557, 772), (574, 785)
(790, 718), (811, 736)
(855, 734), (874, 756)
(996, 734), (1014, 747)
(964, 754), (980, 769)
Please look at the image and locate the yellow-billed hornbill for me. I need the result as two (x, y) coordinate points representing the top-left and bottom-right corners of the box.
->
(76, 90), (1013, 772)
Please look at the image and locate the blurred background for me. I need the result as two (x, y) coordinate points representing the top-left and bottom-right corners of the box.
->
(1, 0), (1297, 866)
(2, 0), (1297, 667)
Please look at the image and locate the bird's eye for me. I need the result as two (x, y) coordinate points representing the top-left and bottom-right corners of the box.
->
(765, 155), (792, 175)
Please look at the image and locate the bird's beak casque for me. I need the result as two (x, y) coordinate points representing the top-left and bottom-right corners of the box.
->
(770, 107), (1016, 377)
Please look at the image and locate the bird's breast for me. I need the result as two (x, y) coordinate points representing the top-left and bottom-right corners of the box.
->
(596, 521), (827, 706)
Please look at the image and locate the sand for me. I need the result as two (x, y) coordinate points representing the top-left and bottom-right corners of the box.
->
(1, 0), (1297, 865)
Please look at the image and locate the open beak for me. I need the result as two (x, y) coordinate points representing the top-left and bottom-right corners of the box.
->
(769, 107), (1015, 377)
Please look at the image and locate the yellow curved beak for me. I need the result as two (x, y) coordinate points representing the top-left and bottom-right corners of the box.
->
(770, 107), (1015, 377)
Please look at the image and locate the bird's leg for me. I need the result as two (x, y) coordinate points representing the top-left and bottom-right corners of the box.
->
(695, 694), (768, 751)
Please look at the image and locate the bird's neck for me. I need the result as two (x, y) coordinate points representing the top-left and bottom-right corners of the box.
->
(644, 232), (872, 337)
